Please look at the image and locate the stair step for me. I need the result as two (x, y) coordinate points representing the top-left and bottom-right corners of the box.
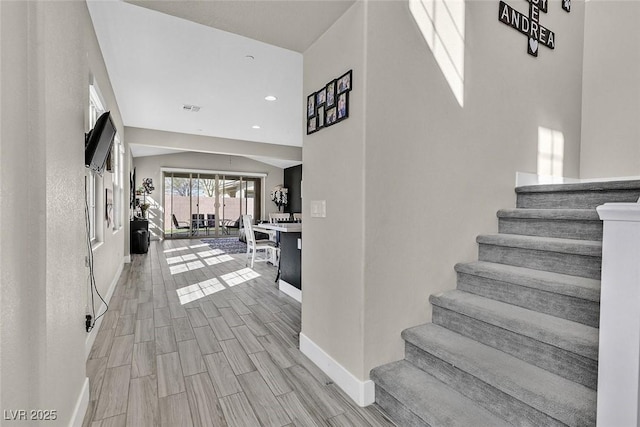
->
(371, 360), (512, 427)
(477, 234), (602, 279)
(516, 179), (640, 209)
(497, 208), (602, 240)
(430, 290), (598, 388)
(402, 324), (596, 426)
(455, 261), (600, 327)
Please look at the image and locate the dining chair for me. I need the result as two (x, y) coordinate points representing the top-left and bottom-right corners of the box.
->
(269, 212), (291, 223)
(206, 214), (215, 235)
(171, 214), (191, 236)
(192, 213), (205, 235)
(242, 215), (277, 268)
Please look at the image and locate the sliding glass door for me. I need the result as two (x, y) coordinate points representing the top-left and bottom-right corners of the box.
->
(163, 172), (261, 239)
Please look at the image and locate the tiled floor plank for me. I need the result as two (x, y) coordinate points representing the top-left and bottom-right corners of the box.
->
(219, 392), (261, 427)
(249, 351), (293, 397)
(94, 365), (131, 420)
(159, 392), (194, 427)
(126, 375), (158, 427)
(237, 370), (291, 427)
(220, 339), (256, 375)
(203, 352), (243, 398)
(157, 352), (186, 398)
(177, 339), (207, 376)
(193, 325), (222, 354)
(185, 372), (228, 427)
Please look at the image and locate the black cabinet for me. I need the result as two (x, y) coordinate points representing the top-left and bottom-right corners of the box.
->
(279, 232), (301, 290)
(130, 219), (150, 254)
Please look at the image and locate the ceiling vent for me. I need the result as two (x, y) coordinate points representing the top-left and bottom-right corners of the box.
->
(182, 104), (201, 112)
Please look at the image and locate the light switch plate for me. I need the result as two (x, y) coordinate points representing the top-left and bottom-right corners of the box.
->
(310, 200), (326, 218)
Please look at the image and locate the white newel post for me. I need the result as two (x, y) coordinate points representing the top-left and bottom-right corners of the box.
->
(596, 203), (640, 427)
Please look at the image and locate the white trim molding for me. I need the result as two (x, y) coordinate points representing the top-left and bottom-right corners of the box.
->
(69, 377), (90, 427)
(596, 202), (640, 427)
(299, 333), (375, 407)
(160, 166), (267, 178)
(279, 280), (302, 303)
(85, 260), (124, 359)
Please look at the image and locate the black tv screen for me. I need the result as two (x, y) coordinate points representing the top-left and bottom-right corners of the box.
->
(85, 111), (116, 174)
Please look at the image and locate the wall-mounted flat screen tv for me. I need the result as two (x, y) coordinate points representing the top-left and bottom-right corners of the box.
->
(85, 111), (116, 174)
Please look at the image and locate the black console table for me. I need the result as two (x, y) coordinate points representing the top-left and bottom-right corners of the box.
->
(130, 219), (150, 254)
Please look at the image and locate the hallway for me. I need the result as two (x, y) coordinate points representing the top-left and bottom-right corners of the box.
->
(83, 239), (393, 426)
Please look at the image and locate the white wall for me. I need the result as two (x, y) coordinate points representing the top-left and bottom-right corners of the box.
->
(132, 151), (285, 238)
(302, 1), (367, 380)
(580, 0), (640, 178)
(303, 0), (585, 385)
(0, 2), (126, 424)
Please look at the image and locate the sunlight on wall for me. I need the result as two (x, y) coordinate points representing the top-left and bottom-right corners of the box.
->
(409, 0), (466, 107)
(537, 127), (565, 177)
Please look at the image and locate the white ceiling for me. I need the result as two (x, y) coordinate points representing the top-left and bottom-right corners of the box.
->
(87, 0), (354, 164)
(127, 0), (356, 53)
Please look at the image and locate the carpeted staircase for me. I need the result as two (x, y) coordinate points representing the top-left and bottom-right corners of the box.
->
(371, 180), (640, 427)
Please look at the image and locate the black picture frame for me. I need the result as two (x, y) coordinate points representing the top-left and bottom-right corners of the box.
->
(317, 106), (325, 129)
(337, 69), (352, 94)
(336, 92), (349, 122)
(316, 88), (326, 106)
(326, 80), (336, 107)
(307, 93), (316, 118)
(307, 115), (318, 134)
(326, 107), (337, 126)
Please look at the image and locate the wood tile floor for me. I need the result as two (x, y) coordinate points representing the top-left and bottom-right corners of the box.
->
(83, 239), (395, 427)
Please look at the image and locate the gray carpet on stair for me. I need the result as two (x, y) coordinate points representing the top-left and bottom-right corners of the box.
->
(371, 361), (512, 427)
(402, 325), (596, 427)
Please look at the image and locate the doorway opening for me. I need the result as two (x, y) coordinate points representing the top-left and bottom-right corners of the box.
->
(163, 171), (262, 239)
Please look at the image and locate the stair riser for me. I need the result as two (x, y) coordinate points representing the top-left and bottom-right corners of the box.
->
(516, 190), (640, 209)
(498, 218), (603, 241)
(456, 272), (600, 327)
(404, 343), (566, 427)
(478, 244), (601, 279)
(375, 385), (430, 427)
(432, 306), (598, 389)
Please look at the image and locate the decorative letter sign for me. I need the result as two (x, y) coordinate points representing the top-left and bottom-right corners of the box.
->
(499, 0), (570, 57)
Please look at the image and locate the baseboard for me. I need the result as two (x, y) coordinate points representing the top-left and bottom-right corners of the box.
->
(279, 279), (302, 303)
(299, 333), (375, 407)
(69, 377), (90, 427)
(124, 254), (131, 263)
(85, 260), (123, 359)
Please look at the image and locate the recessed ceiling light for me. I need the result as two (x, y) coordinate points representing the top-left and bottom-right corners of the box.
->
(252, 125), (261, 129)
(265, 95), (277, 101)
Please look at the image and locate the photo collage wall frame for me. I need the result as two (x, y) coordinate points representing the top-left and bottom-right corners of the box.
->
(307, 69), (352, 134)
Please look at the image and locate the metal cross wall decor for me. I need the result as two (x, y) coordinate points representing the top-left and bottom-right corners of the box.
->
(499, 0), (571, 57)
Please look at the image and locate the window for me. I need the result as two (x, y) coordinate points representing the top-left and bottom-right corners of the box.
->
(88, 84), (106, 242)
(112, 135), (123, 231)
